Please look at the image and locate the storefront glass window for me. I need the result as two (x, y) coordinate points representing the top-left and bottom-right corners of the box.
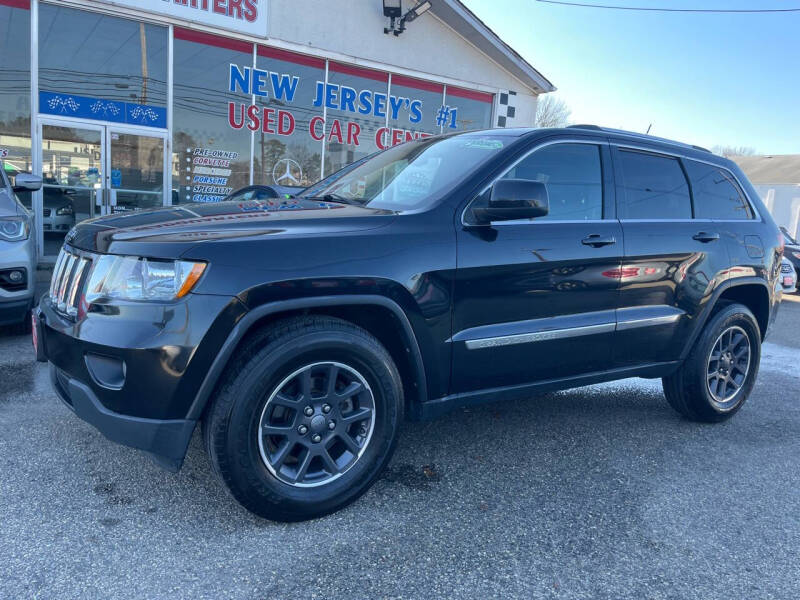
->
(253, 46), (325, 187)
(39, 4), (167, 113)
(0, 0), (32, 208)
(324, 63), (389, 175)
(386, 75), (443, 146)
(444, 86), (494, 132)
(172, 29), (253, 203)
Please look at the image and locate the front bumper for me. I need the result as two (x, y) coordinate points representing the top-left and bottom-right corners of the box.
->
(0, 297), (32, 326)
(50, 364), (195, 471)
(37, 291), (247, 469)
(0, 238), (36, 325)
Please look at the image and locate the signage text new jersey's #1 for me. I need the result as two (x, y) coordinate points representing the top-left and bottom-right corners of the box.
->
(226, 64), (460, 150)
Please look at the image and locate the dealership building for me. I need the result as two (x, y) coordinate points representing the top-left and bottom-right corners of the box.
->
(0, 0), (554, 259)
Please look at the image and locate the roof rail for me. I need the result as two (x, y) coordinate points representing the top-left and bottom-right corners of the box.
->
(567, 124), (603, 130)
(565, 125), (711, 153)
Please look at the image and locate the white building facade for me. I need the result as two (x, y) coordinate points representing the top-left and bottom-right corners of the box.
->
(733, 155), (800, 240)
(0, 0), (553, 259)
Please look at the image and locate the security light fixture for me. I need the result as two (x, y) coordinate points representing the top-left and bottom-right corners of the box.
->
(384, 1), (433, 36)
(383, 0), (403, 18)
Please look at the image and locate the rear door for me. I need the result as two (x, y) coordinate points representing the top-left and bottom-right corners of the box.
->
(451, 138), (623, 394)
(612, 145), (732, 367)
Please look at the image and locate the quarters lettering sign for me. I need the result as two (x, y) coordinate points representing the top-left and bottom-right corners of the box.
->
(80, 0), (267, 37)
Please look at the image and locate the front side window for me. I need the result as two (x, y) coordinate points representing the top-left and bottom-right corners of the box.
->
(617, 150), (691, 220)
(684, 160), (752, 220)
(299, 134), (507, 211)
(500, 143), (604, 221)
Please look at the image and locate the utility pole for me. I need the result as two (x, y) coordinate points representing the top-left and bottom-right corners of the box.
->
(139, 23), (148, 105)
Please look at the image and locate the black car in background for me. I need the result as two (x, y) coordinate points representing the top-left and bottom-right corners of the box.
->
(41, 177), (76, 234)
(35, 126), (782, 521)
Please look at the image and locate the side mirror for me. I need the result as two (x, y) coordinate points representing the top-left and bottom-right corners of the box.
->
(13, 173), (43, 192)
(472, 179), (549, 224)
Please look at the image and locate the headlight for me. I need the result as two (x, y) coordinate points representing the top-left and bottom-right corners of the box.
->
(0, 217), (30, 241)
(85, 255), (206, 303)
(56, 205), (74, 216)
(793, 251), (800, 260)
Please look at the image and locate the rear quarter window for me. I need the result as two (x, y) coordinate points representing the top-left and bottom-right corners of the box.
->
(684, 160), (753, 220)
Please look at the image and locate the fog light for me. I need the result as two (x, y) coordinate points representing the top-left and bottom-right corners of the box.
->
(9, 270), (23, 282)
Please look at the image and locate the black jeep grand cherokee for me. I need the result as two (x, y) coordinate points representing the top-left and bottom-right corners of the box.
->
(35, 126), (783, 521)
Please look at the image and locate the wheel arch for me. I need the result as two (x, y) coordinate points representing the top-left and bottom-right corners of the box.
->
(679, 277), (772, 360)
(185, 295), (429, 422)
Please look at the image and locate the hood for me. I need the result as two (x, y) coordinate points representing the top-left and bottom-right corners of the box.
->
(66, 197), (396, 256)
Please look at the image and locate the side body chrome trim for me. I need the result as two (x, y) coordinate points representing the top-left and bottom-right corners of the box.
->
(457, 305), (686, 350)
(616, 305), (685, 331)
(465, 323), (614, 350)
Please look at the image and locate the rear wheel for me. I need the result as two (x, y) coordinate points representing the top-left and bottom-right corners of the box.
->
(203, 315), (402, 521)
(663, 303), (760, 422)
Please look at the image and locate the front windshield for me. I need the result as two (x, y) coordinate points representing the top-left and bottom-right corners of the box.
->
(299, 134), (508, 211)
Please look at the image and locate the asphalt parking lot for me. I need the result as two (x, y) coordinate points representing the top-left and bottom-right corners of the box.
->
(1, 298), (799, 600)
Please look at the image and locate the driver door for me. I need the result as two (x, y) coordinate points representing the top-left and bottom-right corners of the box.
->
(451, 139), (622, 394)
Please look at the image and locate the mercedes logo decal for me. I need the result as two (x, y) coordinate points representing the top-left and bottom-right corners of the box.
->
(272, 158), (302, 186)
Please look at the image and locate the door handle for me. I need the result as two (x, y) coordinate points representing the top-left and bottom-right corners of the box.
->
(692, 231), (720, 243)
(581, 234), (616, 247)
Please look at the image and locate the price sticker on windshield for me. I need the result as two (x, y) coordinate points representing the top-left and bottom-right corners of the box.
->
(462, 139), (504, 151)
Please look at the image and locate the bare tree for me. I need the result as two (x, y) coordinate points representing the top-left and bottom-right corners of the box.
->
(535, 95), (572, 128)
(712, 145), (756, 158)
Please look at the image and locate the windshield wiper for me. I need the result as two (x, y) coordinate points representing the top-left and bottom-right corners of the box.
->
(303, 194), (361, 206)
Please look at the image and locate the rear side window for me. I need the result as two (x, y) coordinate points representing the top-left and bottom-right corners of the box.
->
(617, 150), (691, 220)
(501, 143), (603, 220)
(684, 160), (752, 220)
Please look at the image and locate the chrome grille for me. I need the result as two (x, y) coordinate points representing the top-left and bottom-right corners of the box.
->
(42, 208), (51, 217)
(781, 262), (793, 274)
(49, 247), (92, 318)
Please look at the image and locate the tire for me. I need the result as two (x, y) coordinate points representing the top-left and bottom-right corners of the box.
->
(663, 302), (761, 423)
(203, 315), (403, 521)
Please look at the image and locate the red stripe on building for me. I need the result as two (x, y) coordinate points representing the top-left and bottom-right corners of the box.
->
(446, 86), (494, 104)
(257, 45), (325, 69)
(174, 27), (252, 54)
(329, 62), (389, 83)
(391, 74), (443, 94)
(0, 0), (30, 10)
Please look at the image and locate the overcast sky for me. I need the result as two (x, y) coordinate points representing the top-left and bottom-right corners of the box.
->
(462, 0), (800, 155)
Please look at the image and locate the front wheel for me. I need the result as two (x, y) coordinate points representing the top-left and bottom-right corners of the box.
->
(663, 302), (761, 422)
(203, 316), (403, 521)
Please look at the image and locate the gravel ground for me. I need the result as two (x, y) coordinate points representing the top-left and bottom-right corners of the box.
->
(1, 298), (799, 600)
